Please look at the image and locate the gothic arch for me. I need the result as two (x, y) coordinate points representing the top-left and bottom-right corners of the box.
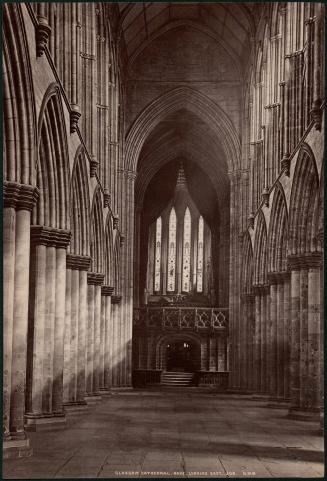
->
(32, 83), (70, 229)
(311, 164), (324, 252)
(3, 3), (37, 186)
(105, 214), (115, 287)
(288, 143), (319, 256)
(69, 145), (90, 256)
(253, 210), (268, 285)
(267, 183), (288, 273)
(241, 231), (254, 295)
(124, 86), (241, 173)
(155, 332), (202, 370)
(90, 186), (104, 273)
(113, 235), (121, 294)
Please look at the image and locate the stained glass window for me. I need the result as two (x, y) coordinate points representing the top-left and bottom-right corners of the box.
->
(197, 216), (204, 292)
(154, 217), (162, 292)
(182, 208), (191, 292)
(167, 208), (177, 292)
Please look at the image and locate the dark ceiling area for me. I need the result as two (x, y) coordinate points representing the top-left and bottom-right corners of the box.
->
(118, 2), (257, 70)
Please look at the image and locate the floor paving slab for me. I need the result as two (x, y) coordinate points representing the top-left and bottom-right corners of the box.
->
(2, 388), (324, 479)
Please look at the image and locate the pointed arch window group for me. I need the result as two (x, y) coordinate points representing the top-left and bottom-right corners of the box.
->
(154, 207), (204, 294)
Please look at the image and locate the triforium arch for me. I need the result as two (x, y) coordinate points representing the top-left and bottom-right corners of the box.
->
(124, 86), (241, 174)
(3, 3), (37, 186)
(69, 145), (91, 256)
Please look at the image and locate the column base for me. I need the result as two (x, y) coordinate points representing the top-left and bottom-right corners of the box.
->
(63, 401), (89, 414)
(109, 386), (134, 393)
(287, 407), (321, 422)
(226, 388), (254, 395)
(85, 393), (102, 404)
(251, 393), (271, 401)
(99, 388), (112, 396)
(266, 397), (290, 409)
(25, 413), (67, 431)
(3, 436), (33, 459)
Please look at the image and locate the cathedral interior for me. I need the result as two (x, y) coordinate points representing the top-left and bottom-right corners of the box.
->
(3, 2), (325, 478)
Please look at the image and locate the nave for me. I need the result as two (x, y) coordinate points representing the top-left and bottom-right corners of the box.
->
(2, 1), (325, 472)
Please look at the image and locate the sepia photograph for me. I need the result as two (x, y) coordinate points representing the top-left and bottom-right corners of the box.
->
(2, 1), (325, 479)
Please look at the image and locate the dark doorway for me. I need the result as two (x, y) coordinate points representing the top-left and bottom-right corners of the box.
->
(166, 340), (197, 371)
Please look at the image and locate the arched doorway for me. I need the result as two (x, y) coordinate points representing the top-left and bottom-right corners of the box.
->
(166, 340), (198, 372)
(157, 333), (202, 372)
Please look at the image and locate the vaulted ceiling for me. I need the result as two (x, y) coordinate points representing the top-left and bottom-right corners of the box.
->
(118, 2), (256, 71)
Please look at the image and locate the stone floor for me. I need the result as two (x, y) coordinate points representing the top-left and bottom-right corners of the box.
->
(3, 389), (324, 479)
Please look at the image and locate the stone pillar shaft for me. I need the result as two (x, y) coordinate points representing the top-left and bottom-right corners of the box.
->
(3, 181), (38, 457)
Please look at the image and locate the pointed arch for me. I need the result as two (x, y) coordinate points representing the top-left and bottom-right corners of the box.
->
(167, 207), (177, 292)
(113, 234), (121, 294)
(182, 207), (192, 292)
(267, 183), (288, 273)
(125, 87), (241, 173)
(105, 213), (115, 286)
(288, 143), (319, 256)
(3, 3), (37, 186)
(311, 163), (324, 252)
(90, 186), (104, 273)
(253, 210), (268, 285)
(32, 83), (70, 229)
(69, 145), (90, 255)
(241, 231), (254, 295)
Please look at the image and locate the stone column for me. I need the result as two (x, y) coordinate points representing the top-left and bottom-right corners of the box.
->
(288, 254), (321, 420)
(86, 272), (104, 400)
(253, 286), (262, 392)
(63, 254), (91, 411)
(307, 254), (322, 412)
(25, 226), (71, 430)
(3, 182), (38, 459)
(111, 295), (122, 387)
(289, 258), (301, 412)
(261, 288), (269, 394)
(100, 285), (114, 392)
(283, 272), (291, 400)
(268, 275), (278, 398)
(276, 274), (285, 400)
(242, 294), (255, 392)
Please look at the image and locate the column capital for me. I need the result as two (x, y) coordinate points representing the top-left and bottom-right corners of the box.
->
(87, 272), (105, 285)
(253, 284), (270, 295)
(111, 294), (122, 305)
(288, 252), (322, 270)
(240, 292), (255, 302)
(4, 181), (39, 211)
(113, 214), (119, 230)
(101, 285), (114, 296)
(31, 225), (71, 248)
(267, 270), (291, 284)
(66, 254), (92, 271)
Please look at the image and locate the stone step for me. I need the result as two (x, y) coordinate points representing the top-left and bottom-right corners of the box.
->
(161, 372), (194, 386)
